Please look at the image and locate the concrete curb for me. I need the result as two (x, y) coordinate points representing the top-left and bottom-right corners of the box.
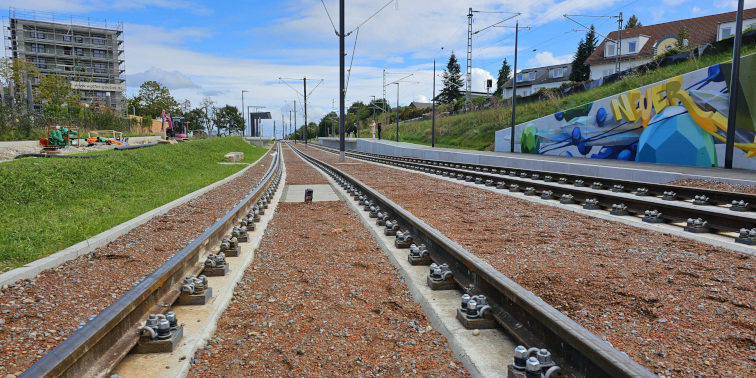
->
(0, 152), (270, 287)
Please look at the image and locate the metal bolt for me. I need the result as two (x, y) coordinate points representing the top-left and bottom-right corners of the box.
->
(591, 181), (603, 189)
(531, 174), (540, 180)
(460, 294), (470, 310)
(574, 179), (585, 187)
(513, 345), (529, 370)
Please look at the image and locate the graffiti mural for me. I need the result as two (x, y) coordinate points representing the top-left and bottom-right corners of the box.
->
(495, 53), (756, 169)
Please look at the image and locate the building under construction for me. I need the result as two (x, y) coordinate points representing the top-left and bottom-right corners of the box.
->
(4, 8), (125, 113)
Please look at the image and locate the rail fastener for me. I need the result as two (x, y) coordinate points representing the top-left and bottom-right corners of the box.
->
(426, 263), (456, 290)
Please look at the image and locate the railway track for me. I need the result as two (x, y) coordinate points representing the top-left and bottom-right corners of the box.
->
(19, 145), (283, 378)
(288, 142), (655, 377)
(311, 144), (756, 239)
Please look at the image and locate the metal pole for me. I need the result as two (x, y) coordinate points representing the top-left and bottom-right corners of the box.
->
(289, 111), (292, 140)
(432, 59), (436, 148)
(339, 0), (346, 161)
(510, 21), (519, 153)
(395, 82), (400, 142)
(304, 77), (308, 146)
(241, 90), (247, 137)
(371, 95), (376, 138)
(294, 100), (297, 142)
(725, 0), (745, 169)
(616, 12), (623, 73)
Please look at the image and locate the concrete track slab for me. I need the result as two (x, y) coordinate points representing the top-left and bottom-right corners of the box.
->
(282, 184), (339, 202)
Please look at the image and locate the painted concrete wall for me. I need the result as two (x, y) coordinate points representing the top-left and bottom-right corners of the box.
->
(496, 54), (756, 170)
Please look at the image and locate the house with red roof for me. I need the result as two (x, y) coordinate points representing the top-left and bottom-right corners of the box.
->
(585, 8), (756, 80)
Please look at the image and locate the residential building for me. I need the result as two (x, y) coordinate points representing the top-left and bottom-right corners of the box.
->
(500, 63), (572, 99)
(4, 8), (126, 112)
(585, 8), (756, 80)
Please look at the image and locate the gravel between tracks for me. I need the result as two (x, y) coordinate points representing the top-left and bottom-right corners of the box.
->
(0, 150), (275, 377)
(297, 145), (756, 378)
(187, 146), (466, 377)
(668, 178), (756, 195)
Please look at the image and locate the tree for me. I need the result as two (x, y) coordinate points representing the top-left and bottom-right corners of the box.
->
(37, 74), (82, 118)
(624, 15), (642, 29)
(439, 51), (463, 104)
(318, 111), (338, 137)
(213, 105), (243, 136)
(0, 58), (39, 104)
(136, 81), (180, 119)
(199, 97), (216, 135)
(493, 58), (511, 98)
(676, 26), (689, 49)
(569, 25), (598, 82)
(184, 107), (207, 134)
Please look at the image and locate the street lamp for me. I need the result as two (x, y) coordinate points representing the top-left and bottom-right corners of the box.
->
(241, 90), (249, 136)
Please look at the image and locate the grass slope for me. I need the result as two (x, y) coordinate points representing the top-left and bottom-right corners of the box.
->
(382, 46), (756, 151)
(0, 137), (266, 271)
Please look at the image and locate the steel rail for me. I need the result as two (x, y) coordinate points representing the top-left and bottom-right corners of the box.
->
(21, 144), (282, 378)
(310, 144), (756, 234)
(314, 144), (756, 210)
(288, 143), (654, 377)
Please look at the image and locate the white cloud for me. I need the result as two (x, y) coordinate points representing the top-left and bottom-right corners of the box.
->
(691, 6), (705, 14)
(527, 52), (572, 67)
(470, 68), (495, 93)
(414, 95), (429, 103)
(126, 67), (199, 89)
(387, 56), (404, 63)
(663, 0), (688, 6)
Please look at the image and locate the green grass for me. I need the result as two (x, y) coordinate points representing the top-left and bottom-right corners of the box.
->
(386, 46), (756, 151)
(0, 137), (266, 271)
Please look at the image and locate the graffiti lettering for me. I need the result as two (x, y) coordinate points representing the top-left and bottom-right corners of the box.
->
(609, 75), (726, 133)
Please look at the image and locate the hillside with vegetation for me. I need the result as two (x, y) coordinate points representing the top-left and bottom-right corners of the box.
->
(370, 44), (756, 151)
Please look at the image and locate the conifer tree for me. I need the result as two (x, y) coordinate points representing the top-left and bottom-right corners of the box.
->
(439, 52), (464, 104)
(493, 58), (511, 98)
(569, 25), (598, 82)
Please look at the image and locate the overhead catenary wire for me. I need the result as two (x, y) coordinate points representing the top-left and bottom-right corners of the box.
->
(345, 28), (360, 95)
(320, 0), (338, 35)
(346, 0), (395, 36)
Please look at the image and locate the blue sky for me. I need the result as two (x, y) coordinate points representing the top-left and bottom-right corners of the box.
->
(2, 0), (753, 137)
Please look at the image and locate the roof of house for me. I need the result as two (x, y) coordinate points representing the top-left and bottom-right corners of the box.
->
(502, 62), (572, 89)
(586, 8), (756, 65)
(409, 101), (432, 109)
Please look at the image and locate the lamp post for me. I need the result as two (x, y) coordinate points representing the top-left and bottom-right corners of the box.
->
(241, 90), (248, 136)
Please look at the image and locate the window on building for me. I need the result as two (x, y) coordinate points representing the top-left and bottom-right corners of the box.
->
(95, 78), (108, 83)
(75, 36), (83, 43)
(551, 68), (563, 78)
(722, 27), (732, 39)
(92, 38), (106, 45)
(522, 90), (529, 96)
(93, 63), (107, 73)
(95, 91), (107, 98)
(93, 50), (107, 58)
(75, 61), (83, 69)
(75, 48), (84, 56)
(35, 58), (47, 69)
(628, 42), (637, 53)
(606, 43), (616, 57)
(30, 31), (45, 39)
(516, 73), (522, 82)
(529, 72), (536, 81)
(63, 35), (71, 42)
(30, 44), (46, 53)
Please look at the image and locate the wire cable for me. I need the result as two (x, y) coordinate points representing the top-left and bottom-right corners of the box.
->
(347, 0), (395, 36)
(320, 0), (338, 35)
(345, 28), (360, 95)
